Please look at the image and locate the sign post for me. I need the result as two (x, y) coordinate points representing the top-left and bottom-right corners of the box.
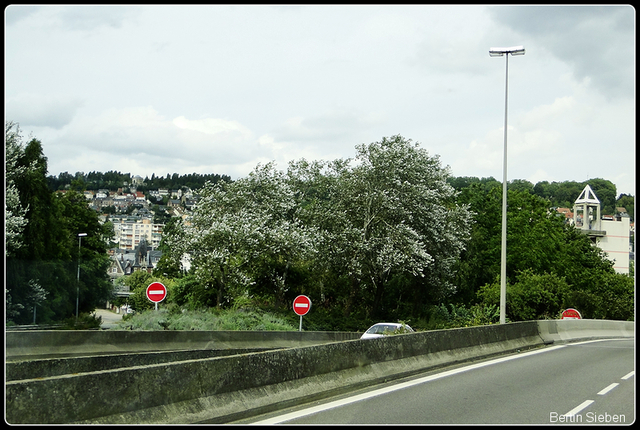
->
(146, 282), (167, 311)
(561, 308), (581, 319)
(293, 295), (311, 332)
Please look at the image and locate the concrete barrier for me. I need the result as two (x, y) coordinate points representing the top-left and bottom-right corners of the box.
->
(536, 319), (634, 344)
(5, 348), (278, 382)
(5, 320), (633, 424)
(5, 329), (360, 361)
(6, 322), (542, 424)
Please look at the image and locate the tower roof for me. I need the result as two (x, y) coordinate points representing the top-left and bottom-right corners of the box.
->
(575, 184), (600, 204)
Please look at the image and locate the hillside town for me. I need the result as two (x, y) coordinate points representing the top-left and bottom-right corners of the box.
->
(53, 181), (198, 296)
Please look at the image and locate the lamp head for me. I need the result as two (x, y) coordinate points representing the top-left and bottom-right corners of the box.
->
(489, 46), (525, 56)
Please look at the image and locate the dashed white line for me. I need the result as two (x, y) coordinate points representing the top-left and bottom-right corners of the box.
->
(621, 371), (634, 380)
(597, 383), (619, 395)
(564, 400), (594, 417)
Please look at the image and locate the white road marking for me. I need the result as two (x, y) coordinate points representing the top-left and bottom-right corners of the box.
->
(252, 344), (567, 424)
(564, 400), (594, 417)
(597, 383), (619, 395)
(621, 371), (634, 380)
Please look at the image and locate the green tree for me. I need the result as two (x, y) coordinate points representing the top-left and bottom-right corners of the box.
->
(314, 136), (472, 319)
(616, 194), (634, 221)
(478, 269), (570, 320)
(120, 271), (173, 312)
(6, 121), (114, 324)
(586, 178), (617, 215)
(55, 190), (114, 316)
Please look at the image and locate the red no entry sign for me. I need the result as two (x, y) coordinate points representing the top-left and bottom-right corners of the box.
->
(146, 282), (167, 303)
(561, 308), (581, 319)
(293, 295), (311, 316)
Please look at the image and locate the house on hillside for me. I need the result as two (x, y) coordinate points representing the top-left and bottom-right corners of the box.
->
(108, 239), (163, 283)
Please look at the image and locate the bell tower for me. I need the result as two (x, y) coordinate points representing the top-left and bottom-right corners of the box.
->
(573, 184), (602, 232)
(572, 184), (629, 274)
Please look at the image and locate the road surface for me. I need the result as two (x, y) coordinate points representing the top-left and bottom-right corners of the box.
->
(92, 308), (123, 329)
(242, 338), (634, 425)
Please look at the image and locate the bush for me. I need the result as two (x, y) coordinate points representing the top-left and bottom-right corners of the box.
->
(115, 308), (298, 331)
(478, 270), (570, 321)
(421, 303), (500, 330)
(58, 312), (102, 330)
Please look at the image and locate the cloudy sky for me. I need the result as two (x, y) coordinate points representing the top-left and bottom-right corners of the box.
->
(5, 5), (635, 195)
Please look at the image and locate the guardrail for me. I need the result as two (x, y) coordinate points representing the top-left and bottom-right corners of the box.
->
(5, 319), (633, 424)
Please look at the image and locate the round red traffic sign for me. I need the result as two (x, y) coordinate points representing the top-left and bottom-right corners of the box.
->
(293, 295), (311, 316)
(146, 282), (167, 303)
(561, 308), (581, 319)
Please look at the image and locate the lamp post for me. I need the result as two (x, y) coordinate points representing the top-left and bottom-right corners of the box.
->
(76, 233), (87, 323)
(489, 46), (525, 324)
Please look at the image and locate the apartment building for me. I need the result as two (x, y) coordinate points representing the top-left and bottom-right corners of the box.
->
(111, 216), (164, 250)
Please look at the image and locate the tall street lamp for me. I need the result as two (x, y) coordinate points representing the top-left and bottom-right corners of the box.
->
(489, 45), (525, 324)
(76, 233), (87, 323)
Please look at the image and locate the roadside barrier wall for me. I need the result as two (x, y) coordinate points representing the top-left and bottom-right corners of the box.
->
(5, 329), (360, 360)
(5, 348), (278, 382)
(5, 319), (633, 424)
(536, 319), (634, 343)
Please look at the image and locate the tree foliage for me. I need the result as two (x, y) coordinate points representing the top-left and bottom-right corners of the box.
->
(5, 121), (113, 325)
(169, 135), (473, 323)
(7, 119), (633, 328)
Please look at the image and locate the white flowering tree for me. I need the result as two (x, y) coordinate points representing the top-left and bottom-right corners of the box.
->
(5, 121), (29, 257)
(172, 136), (471, 318)
(178, 162), (319, 308)
(322, 135), (473, 317)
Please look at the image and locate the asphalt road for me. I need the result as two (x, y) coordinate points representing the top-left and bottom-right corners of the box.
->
(245, 338), (635, 425)
(92, 308), (123, 329)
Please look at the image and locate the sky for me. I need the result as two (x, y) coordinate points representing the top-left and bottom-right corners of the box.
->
(4, 5), (636, 196)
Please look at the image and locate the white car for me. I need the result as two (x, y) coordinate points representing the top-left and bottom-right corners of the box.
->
(361, 322), (414, 339)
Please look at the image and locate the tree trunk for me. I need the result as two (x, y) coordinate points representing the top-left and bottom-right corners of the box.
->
(343, 276), (359, 317)
(371, 276), (385, 319)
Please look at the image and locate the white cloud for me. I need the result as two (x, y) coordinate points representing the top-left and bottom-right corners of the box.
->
(6, 93), (84, 129)
(5, 5), (634, 196)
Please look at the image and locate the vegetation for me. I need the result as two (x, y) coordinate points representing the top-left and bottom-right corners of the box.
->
(6, 120), (635, 331)
(46, 169), (231, 193)
(118, 307), (297, 331)
(6, 122), (114, 326)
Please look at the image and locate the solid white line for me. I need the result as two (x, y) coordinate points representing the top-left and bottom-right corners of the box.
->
(252, 344), (567, 424)
(621, 371), (634, 380)
(597, 383), (619, 395)
(564, 400), (594, 417)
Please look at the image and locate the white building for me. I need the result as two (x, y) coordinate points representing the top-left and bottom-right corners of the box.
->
(111, 217), (164, 250)
(573, 185), (631, 274)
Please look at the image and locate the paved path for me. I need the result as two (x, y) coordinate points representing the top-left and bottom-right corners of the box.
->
(92, 308), (124, 329)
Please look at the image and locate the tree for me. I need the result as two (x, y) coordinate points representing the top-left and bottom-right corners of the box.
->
(616, 194), (634, 221)
(5, 121), (28, 257)
(176, 162), (319, 309)
(586, 178), (617, 215)
(318, 136), (472, 318)
(6, 121), (114, 324)
(478, 269), (570, 320)
(457, 178), (630, 321)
